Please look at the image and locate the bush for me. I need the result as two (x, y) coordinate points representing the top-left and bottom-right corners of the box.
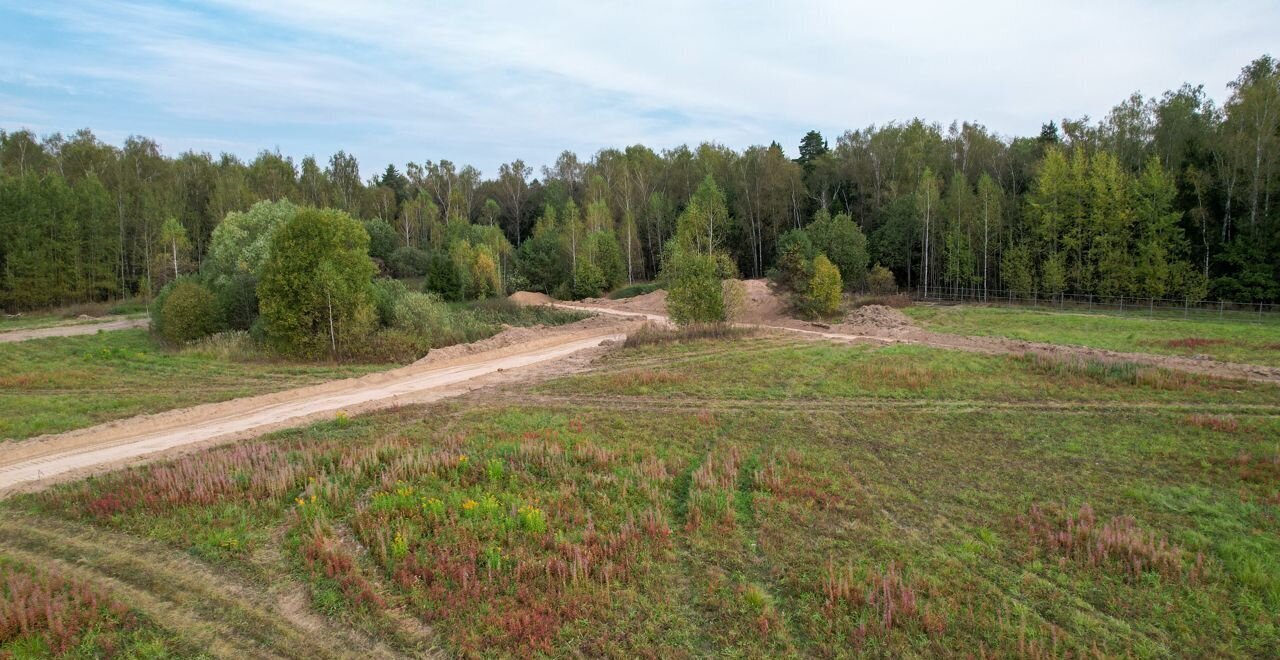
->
(157, 279), (221, 344)
(804, 255), (843, 317)
(216, 273), (259, 331)
(866, 263), (897, 295)
(203, 200), (297, 289)
(371, 278), (410, 327)
(257, 208), (378, 359)
(664, 248), (724, 326)
(388, 246), (430, 278)
(808, 211), (868, 289)
(572, 260), (607, 299)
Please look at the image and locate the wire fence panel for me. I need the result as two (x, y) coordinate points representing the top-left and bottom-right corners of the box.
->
(912, 286), (1280, 324)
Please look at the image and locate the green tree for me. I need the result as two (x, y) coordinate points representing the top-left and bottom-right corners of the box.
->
(675, 175), (729, 256)
(363, 218), (400, 264)
(807, 210), (868, 289)
(203, 200), (298, 290)
(663, 246), (724, 325)
(257, 208), (377, 358)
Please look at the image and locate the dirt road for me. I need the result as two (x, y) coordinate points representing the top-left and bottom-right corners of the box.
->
(0, 321), (630, 495)
(0, 317), (149, 343)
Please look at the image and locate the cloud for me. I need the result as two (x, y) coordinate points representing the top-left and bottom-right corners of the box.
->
(3, 0), (1277, 174)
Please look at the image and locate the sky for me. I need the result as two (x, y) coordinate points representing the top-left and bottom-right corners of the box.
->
(1, 1), (1277, 178)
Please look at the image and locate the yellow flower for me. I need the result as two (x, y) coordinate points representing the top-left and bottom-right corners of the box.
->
(458, 455), (469, 465)
(462, 499), (478, 510)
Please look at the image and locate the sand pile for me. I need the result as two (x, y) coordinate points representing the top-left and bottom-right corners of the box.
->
(843, 304), (912, 329)
(508, 291), (554, 306)
(581, 289), (669, 315)
(733, 280), (790, 324)
(413, 325), (544, 365)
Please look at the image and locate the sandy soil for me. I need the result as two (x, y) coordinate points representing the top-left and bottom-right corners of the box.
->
(520, 280), (1280, 385)
(0, 318), (637, 495)
(0, 317), (149, 343)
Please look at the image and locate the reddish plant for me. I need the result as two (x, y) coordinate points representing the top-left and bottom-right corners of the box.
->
(1162, 337), (1228, 349)
(823, 562), (931, 638)
(1230, 451), (1280, 484)
(301, 523), (386, 610)
(1018, 503), (1203, 581)
(0, 563), (137, 656)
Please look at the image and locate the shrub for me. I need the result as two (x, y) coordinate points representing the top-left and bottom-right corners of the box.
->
(802, 255), (843, 318)
(425, 250), (463, 301)
(388, 246), (430, 278)
(722, 278), (747, 321)
(216, 273), (260, 331)
(389, 291), (450, 337)
(156, 279), (220, 344)
(572, 260), (607, 299)
(371, 278), (410, 327)
(866, 263), (897, 295)
(664, 248), (725, 325)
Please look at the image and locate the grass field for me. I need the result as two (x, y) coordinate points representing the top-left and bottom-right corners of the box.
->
(0, 330), (389, 441)
(905, 304), (1280, 367)
(5, 331), (1277, 657)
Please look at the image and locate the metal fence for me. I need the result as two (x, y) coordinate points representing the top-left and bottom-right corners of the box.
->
(913, 286), (1280, 323)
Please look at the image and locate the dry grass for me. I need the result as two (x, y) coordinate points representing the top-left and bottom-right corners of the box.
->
(623, 322), (755, 348)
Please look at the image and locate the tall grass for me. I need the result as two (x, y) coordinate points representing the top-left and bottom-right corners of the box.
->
(624, 322), (755, 349)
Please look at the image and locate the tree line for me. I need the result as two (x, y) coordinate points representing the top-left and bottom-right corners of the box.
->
(2, 54), (1279, 311)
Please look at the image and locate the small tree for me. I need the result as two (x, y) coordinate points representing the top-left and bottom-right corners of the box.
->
(572, 259), (607, 299)
(808, 211), (868, 289)
(258, 208), (377, 358)
(663, 247), (724, 325)
(388, 246), (430, 278)
(806, 255), (843, 317)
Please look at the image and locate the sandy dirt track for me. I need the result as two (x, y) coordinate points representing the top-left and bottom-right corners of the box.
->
(0, 321), (631, 495)
(0, 317), (149, 343)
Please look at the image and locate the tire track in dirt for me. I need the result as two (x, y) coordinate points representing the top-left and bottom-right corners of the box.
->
(0, 317), (148, 343)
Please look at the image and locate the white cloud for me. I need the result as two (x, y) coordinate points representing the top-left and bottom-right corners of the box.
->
(4, 0), (1278, 173)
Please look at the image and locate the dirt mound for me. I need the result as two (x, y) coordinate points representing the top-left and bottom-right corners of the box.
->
(733, 279), (789, 324)
(843, 304), (912, 329)
(582, 289), (669, 315)
(413, 325), (544, 365)
(509, 291), (554, 306)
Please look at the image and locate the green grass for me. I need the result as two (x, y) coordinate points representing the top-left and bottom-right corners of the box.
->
(8, 334), (1278, 656)
(905, 304), (1280, 367)
(0, 330), (389, 440)
(0, 299), (149, 333)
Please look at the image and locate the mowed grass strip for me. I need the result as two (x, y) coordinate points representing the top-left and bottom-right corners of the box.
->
(905, 304), (1280, 367)
(8, 336), (1279, 656)
(0, 329), (388, 440)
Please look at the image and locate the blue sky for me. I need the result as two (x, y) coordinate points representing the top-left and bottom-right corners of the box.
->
(2, 1), (1277, 178)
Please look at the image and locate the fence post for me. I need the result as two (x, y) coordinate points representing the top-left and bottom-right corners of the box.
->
(1219, 300), (1224, 320)
(1184, 297), (1188, 319)
(1088, 294), (1092, 311)
(1119, 295), (1123, 313)
(1149, 297), (1154, 318)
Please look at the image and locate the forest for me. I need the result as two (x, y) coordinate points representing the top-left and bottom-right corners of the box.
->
(2, 55), (1278, 312)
